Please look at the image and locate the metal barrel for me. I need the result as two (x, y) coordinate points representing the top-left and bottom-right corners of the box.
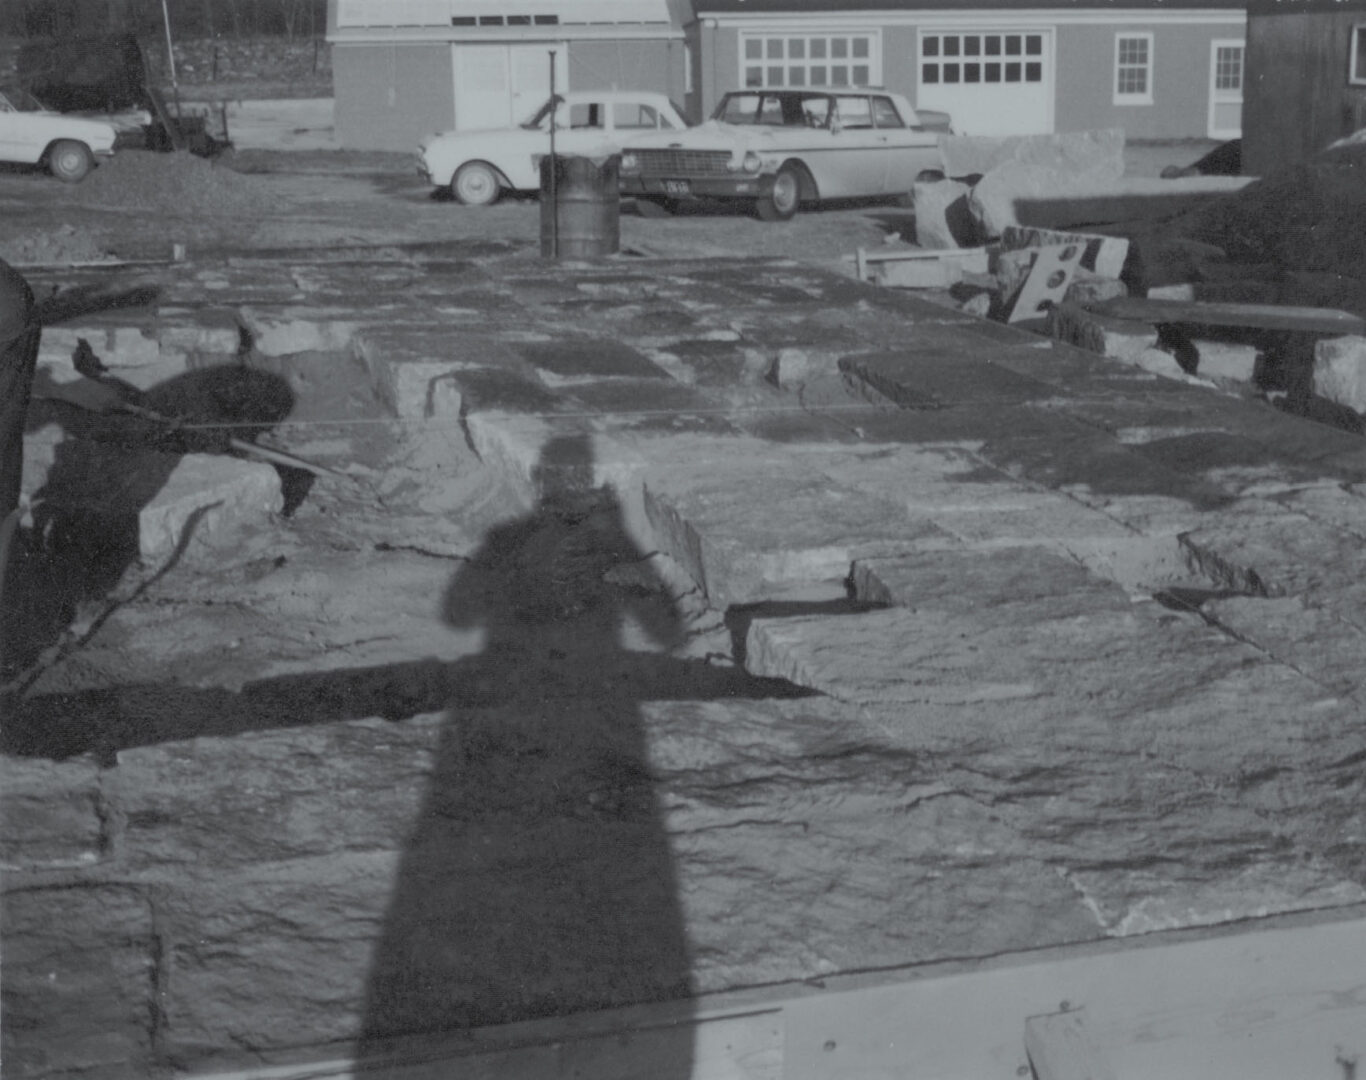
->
(539, 154), (621, 259)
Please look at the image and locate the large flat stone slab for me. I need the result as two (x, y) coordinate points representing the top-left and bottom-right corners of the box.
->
(643, 451), (948, 606)
(0, 755), (106, 870)
(1, 887), (157, 1079)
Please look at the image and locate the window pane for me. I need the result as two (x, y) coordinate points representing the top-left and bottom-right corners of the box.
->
(767, 38), (783, 59)
(943, 36), (960, 57)
(789, 39), (805, 59)
(964, 36), (981, 56)
(789, 66), (806, 86)
(811, 65), (828, 84)
(745, 66), (763, 87)
(1025, 61), (1042, 82)
(832, 38), (848, 59)
(1005, 61), (1021, 81)
(923, 63), (939, 84)
(768, 65), (783, 84)
(745, 39), (761, 60)
(831, 64), (848, 84)
(984, 62), (1001, 82)
(853, 37), (869, 58)
(923, 36), (939, 57)
(984, 35), (1001, 55)
(964, 62), (980, 83)
(872, 97), (902, 127)
(853, 64), (869, 84)
(811, 38), (827, 59)
(944, 63), (960, 83)
(1026, 35), (1042, 55)
(1005, 35), (1021, 56)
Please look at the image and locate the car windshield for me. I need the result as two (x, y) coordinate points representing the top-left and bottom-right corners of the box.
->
(713, 92), (831, 128)
(0, 86), (47, 112)
(521, 95), (563, 130)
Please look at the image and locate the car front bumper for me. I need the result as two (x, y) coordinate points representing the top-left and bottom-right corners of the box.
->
(619, 174), (775, 201)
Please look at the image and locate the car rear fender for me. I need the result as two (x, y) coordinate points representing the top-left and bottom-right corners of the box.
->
(456, 159), (513, 190)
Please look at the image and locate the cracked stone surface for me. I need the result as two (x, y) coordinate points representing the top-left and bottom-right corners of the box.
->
(4, 248), (1365, 1077)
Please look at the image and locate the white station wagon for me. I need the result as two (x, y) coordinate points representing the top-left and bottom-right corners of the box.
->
(619, 88), (950, 221)
(418, 89), (688, 206)
(0, 86), (117, 182)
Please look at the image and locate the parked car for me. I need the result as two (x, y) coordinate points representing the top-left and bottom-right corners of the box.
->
(418, 90), (689, 206)
(0, 86), (117, 182)
(619, 88), (950, 221)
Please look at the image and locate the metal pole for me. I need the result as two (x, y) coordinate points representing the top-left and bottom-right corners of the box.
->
(549, 49), (558, 258)
(160, 0), (182, 131)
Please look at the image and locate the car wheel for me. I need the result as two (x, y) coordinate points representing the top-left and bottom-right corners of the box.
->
(634, 197), (676, 218)
(453, 162), (502, 206)
(48, 140), (95, 183)
(756, 165), (801, 222)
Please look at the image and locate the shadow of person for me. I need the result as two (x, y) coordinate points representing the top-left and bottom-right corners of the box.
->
(357, 434), (697, 1074)
(2, 364), (295, 678)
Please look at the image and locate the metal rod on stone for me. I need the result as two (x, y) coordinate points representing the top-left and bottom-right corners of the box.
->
(549, 49), (558, 259)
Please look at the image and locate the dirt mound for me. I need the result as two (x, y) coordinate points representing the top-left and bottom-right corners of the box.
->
(0, 224), (114, 266)
(1182, 156), (1366, 276)
(69, 149), (270, 216)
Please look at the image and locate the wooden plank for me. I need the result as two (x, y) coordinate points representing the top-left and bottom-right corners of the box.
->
(190, 908), (1366, 1080)
(1025, 1012), (1117, 1080)
(1094, 297), (1366, 335)
(784, 911), (1366, 1080)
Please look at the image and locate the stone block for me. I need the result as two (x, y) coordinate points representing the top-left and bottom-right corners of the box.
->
(940, 129), (1126, 185)
(139, 454), (283, 560)
(766, 347), (817, 389)
(1313, 335), (1366, 415)
(912, 179), (978, 249)
(1064, 273), (1128, 306)
(1050, 303), (1157, 362)
(113, 714), (445, 869)
(0, 755), (106, 870)
(0, 886), (157, 1078)
(1000, 225), (1130, 279)
(643, 455), (946, 606)
(239, 306), (359, 356)
(354, 328), (527, 419)
(1193, 339), (1259, 383)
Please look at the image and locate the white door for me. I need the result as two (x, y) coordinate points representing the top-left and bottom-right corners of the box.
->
(916, 30), (1053, 136)
(454, 43), (565, 132)
(1208, 40), (1244, 140)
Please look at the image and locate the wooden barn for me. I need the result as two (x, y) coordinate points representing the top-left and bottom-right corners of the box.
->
(1242, 0), (1366, 174)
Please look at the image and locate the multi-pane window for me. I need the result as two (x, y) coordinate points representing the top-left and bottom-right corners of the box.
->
(1213, 43), (1243, 91)
(1351, 24), (1366, 85)
(742, 34), (877, 89)
(920, 33), (1043, 86)
(1115, 33), (1153, 103)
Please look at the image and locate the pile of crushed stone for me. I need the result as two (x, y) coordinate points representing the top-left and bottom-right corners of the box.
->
(68, 149), (270, 216)
(0, 224), (115, 267)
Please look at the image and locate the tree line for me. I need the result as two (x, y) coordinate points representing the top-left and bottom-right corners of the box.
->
(4, 0), (328, 39)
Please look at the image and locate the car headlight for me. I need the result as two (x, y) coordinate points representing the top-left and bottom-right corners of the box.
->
(742, 151), (763, 173)
(620, 151), (639, 173)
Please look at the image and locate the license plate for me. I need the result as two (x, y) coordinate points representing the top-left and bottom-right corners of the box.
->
(663, 180), (690, 196)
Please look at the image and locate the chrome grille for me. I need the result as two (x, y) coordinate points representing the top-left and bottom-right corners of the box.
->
(634, 149), (732, 176)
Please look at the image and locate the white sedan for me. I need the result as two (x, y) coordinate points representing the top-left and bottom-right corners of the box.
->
(0, 87), (117, 182)
(620, 89), (950, 221)
(417, 90), (688, 206)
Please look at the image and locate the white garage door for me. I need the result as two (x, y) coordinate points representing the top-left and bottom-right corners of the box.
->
(916, 30), (1053, 137)
(454, 43), (566, 131)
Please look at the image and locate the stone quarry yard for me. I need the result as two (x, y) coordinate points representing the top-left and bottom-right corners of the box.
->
(2, 144), (1365, 1077)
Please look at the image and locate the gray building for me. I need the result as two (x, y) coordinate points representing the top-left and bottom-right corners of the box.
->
(326, 0), (693, 151)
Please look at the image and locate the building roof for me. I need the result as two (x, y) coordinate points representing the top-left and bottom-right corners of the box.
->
(693, 0), (1244, 12)
(1246, 0), (1366, 13)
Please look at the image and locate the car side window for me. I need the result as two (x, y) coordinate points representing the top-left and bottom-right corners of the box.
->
(802, 97), (832, 128)
(568, 103), (603, 129)
(872, 96), (904, 129)
(613, 103), (663, 130)
(834, 96), (874, 129)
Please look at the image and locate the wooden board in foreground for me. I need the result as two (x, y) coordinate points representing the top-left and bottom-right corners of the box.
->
(194, 906), (1366, 1080)
(1095, 297), (1366, 335)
